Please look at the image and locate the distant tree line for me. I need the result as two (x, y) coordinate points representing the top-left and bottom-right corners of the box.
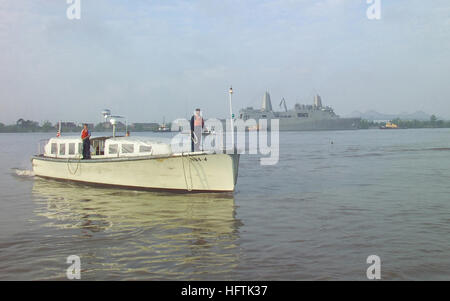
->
(0, 119), (162, 133)
(0, 119), (52, 133)
(359, 115), (450, 129)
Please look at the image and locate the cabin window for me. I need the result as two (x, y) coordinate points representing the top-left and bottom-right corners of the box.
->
(59, 143), (66, 155)
(68, 143), (75, 155)
(139, 145), (152, 153)
(122, 144), (134, 153)
(262, 114), (267, 118)
(297, 113), (308, 117)
(109, 144), (118, 154)
(51, 143), (57, 155)
(78, 143), (83, 154)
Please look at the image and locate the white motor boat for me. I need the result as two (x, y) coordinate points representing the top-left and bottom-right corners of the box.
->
(31, 136), (240, 192)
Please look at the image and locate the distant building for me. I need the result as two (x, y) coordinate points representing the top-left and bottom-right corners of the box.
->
(58, 122), (78, 129)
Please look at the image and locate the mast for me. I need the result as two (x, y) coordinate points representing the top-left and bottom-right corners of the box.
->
(229, 86), (234, 150)
(110, 118), (116, 138)
(280, 97), (287, 112)
(57, 120), (61, 137)
(104, 110), (124, 138)
(314, 94), (322, 108)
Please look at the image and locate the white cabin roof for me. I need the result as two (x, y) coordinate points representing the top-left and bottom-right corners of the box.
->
(48, 136), (82, 143)
(105, 136), (170, 144)
(43, 136), (173, 158)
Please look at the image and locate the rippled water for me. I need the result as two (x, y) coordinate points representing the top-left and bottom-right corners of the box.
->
(0, 129), (449, 280)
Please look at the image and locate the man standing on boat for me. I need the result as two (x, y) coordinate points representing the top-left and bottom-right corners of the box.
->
(190, 108), (204, 152)
(81, 123), (91, 159)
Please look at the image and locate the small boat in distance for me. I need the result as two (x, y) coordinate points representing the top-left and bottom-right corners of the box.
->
(154, 117), (171, 132)
(379, 122), (399, 129)
(31, 136), (240, 192)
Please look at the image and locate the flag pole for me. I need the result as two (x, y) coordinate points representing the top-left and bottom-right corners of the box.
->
(57, 120), (61, 137)
(228, 86), (234, 151)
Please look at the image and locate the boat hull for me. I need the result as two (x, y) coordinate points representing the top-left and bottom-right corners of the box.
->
(31, 153), (240, 192)
(277, 117), (361, 131)
(224, 117), (361, 131)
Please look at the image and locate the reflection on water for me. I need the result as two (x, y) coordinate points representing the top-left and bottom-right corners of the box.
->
(29, 178), (242, 280)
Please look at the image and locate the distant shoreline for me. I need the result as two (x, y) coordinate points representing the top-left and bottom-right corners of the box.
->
(0, 120), (163, 133)
(0, 129), (161, 134)
(1, 127), (450, 134)
(2, 116), (450, 133)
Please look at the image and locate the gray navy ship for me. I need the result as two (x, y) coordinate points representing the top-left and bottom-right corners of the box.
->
(238, 92), (361, 131)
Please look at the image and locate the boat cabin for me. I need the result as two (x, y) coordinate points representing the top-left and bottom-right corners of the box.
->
(42, 136), (173, 159)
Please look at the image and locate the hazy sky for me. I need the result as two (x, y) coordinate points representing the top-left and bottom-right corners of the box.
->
(1, 0), (449, 124)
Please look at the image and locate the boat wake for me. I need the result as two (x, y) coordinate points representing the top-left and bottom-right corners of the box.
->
(12, 168), (35, 177)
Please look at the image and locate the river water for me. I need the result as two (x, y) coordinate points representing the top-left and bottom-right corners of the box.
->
(0, 129), (449, 280)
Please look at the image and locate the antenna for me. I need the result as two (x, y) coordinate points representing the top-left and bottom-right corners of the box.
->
(110, 118), (117, 138)
(102, 109), (111, 122)
(228, 86), (234, 151)
(102, 109), (125, 138)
